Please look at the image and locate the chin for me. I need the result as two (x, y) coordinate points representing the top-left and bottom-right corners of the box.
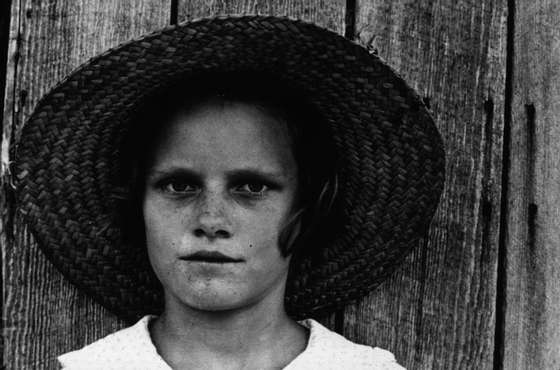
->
(186, 299), (245, 312)
(176, 282), (256, 312)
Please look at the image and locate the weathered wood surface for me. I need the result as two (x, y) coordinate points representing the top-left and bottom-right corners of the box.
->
(0, 0), (10, 138)
(178, 0), (346, 33)
(342, 1), (508, 369)
(0, 2), (9, 367)
(1, 1), (170, 368)
(503, 0), (560, 369)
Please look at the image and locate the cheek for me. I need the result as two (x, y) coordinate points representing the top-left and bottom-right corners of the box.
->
(142, 195), (184, 270)
(241, 203), (291, 266)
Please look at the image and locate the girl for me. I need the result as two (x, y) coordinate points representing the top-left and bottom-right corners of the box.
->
(13, 16), (445, 369)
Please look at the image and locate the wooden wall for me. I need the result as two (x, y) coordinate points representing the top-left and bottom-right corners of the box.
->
(1, 0), (558, 369)
(503, 1), (560, 369)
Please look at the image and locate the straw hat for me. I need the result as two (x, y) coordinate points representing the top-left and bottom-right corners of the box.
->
(13, 16), (445, 322)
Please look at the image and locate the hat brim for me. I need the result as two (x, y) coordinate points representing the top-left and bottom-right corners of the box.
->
(14, 15), (445, 321)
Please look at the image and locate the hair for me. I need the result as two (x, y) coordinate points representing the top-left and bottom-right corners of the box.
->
(118, 71), (339, 259)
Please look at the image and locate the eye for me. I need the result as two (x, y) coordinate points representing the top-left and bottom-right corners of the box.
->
(233, 182), (269, 197)
(160, 179), (199, 195)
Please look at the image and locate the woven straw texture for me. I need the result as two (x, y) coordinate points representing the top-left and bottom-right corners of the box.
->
(13, 16), (445, 322)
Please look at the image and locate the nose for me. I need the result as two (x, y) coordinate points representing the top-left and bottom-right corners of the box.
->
(193, 191), (232, 239)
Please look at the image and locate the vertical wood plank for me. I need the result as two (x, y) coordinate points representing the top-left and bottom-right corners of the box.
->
(503, 0), (560, 368)
(0, 0), (11, 136)
(1, 1), (170, 368)
(178, 0), (346, 34)
(343, 1), (508, 368)
(0, 0), (11, 367)
(177, 0), (347, 331)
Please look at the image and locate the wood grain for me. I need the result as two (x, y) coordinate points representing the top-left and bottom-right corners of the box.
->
(1, 1), (170, 368)
(0, 0), (11, 145)
(177, 0), (347, 332)
(178, 0), (346, 34)
(343, 1), (508, 368)
(503, 0), (560, 368)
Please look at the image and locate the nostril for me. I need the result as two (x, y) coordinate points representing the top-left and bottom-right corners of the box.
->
(193, 228), (231, 238)
(215, 229), (231, 238)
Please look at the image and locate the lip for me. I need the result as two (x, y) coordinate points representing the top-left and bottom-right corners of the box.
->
(181, 251), (244, 263)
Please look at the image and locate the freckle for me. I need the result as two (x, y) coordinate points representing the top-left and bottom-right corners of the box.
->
(249, 244), (253, 248)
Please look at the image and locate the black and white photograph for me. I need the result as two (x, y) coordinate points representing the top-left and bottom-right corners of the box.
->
(1, 0), (558, 369)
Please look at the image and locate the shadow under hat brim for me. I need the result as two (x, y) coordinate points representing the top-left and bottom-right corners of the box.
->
(13, 15), (445, 322)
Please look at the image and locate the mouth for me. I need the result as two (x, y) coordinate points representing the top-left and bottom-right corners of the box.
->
(181, 251), (244, 264)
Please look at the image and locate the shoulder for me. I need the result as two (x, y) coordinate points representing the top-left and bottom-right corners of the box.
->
(289, 318), (405, 370)
(57, 315), (169, 370)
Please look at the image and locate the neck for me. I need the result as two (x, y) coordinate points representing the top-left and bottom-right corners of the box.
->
(150, 282), (308, 369)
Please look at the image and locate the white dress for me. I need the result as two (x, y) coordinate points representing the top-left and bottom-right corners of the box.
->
(58, 316), (405, 369)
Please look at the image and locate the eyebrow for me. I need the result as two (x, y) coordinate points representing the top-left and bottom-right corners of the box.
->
(148, 166), (287, 182)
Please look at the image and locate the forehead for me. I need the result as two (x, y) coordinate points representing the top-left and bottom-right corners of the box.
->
(148, 100), (296, 173)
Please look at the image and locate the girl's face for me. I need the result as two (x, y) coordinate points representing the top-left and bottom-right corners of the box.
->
(142, 100), (298, 312)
